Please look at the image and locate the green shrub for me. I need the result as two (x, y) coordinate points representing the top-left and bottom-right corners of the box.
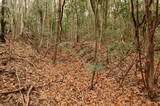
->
(58, 42), (73, 48)
(87, 63), (106, 72)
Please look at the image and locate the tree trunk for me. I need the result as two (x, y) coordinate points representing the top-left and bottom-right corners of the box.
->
(0, 0), (6, 43)
(90, 0), (100, 90)
(101, 0), (109, 44)
(144, 0), (157, 98)
(145, 25), (155, 97)
(53, 0), (66, 64)
(75, 0), (80, 43)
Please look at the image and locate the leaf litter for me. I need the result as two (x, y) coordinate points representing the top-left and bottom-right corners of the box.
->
(0, 40), (160, 105)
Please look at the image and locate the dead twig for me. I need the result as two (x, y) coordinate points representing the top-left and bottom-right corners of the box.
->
(15, 70), (25, 106)
(119, 58), (136, 87)
(0, 86), (28, 95)
(0, 56), (38, 68)
(25, 85), (33, 106)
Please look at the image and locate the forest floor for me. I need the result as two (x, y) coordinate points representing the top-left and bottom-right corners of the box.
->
(0, 39), (160, 106)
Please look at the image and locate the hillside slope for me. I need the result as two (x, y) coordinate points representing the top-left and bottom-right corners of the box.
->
(0, 40), (159, 106)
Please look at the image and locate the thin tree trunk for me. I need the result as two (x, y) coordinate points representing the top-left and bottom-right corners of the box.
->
(130, 0), (146, 88)
(144, 0), (158, 98)
(59, 0), (65, 43)
(90, 0), (100, 90)
(53, 0), (66, 64)
(75, 0), (80, 43)
(101, 0), (109, 44)
(0, 0), (6, 43)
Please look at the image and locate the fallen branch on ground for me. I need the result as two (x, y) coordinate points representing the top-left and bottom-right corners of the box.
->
(0, 86), (28, 95)
(0, 56), (38, 68)
(0, 80), (53, 95)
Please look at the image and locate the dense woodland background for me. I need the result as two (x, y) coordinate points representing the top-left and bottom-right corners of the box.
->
(0, 0), (160, 105)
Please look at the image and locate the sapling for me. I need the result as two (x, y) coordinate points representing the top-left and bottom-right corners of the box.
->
(88, 63), (106, 90)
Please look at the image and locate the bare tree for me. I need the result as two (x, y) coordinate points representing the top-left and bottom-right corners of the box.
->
(53, 0), (66, 64)
(130, 0), (145, 88)
(90, 0), (101, 90)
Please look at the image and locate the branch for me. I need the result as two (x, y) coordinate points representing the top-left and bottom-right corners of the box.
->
(155, 0), (159, 27)
(156, 0), (159, 20)
(136, 0), (139, 25)
(60, 0), (66, 21)
(153, 14), (160, 28)
(139, 0), (155, 27)
(25, 85), (33, 106)
(119, 58), (136, 87)
(0, 86), (28, 95)
(131, 0), (137, 27)
(90, 0), (96, 15)
(149, 0), (153, 7)
(139, 15), (145, 26)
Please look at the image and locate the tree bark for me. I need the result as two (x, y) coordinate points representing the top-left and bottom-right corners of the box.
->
(144, 0), (158, 98)
(0, 0), (6, 43)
